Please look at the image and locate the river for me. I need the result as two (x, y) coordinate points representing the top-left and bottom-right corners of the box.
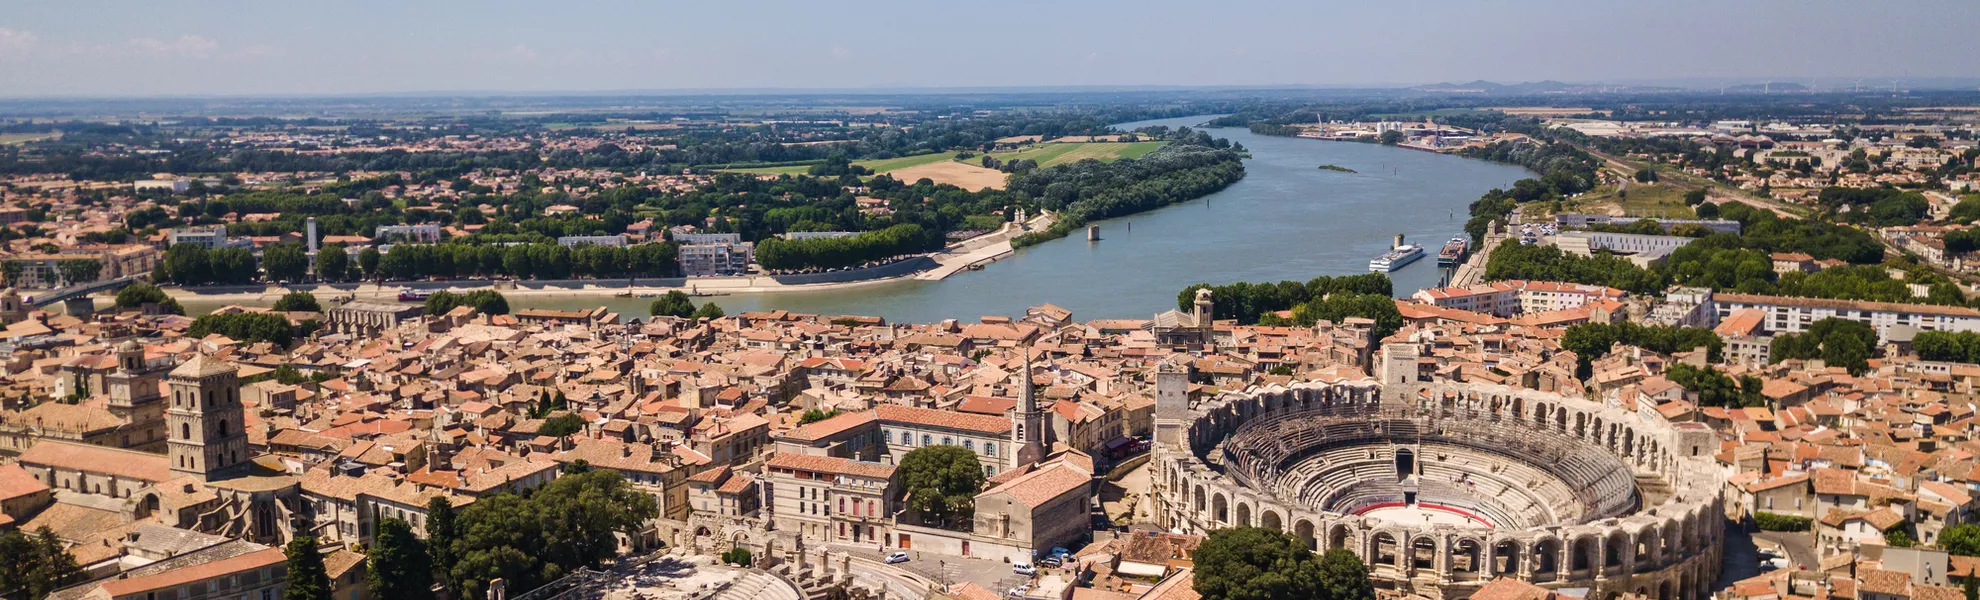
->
(179, 116), (1530, 322)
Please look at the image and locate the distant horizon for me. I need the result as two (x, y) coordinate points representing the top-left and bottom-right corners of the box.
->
(1, 76), (1976, 103)
(2, 0), (1975, 98)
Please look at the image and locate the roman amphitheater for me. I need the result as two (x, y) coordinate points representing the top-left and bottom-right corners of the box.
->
(1152, 360), (1723, 600)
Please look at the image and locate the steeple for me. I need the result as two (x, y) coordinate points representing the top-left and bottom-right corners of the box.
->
(1012, 351), (1045, 467)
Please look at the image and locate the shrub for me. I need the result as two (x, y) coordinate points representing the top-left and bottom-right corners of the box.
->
(1754, 512), (1812, 532)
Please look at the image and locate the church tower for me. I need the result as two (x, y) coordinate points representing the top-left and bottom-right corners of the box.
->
(167, 355), (250, 482)
(1153, 360), (1189, 448)
(106, 341), (166, 447)
(1011, 353), (1046, 467)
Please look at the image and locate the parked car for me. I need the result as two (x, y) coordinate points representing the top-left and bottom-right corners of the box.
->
(1039, 556), (1063, 568)
(886, 552), (910, 564)
(1012, 562), (1038, 576)
(1049, 547), (1071, 559)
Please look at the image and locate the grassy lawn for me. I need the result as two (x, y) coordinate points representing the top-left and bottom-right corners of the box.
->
(1575, 182), (1697, 219)
(721, 151), (962, 175)
(986, 141), (1167, 168)
(0, 132), (59, 145)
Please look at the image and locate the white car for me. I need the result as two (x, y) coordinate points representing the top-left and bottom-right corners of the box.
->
(885, 552), (910, 564)
(1012, 562), (1038, 576)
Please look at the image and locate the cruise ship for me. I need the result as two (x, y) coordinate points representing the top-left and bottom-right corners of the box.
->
(1368, 234), (1425, 272)
(1436, 236), (1469, 268)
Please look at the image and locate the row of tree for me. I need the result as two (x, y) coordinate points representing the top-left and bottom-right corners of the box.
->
(1174, 274), (1394, 324)
(155, 244), (260, 286)
(753, 224), (943, 271)
(1559, 322), (1723, 376)
(1915, 331), (1980, 364)
(372, 242), (681, 282)
(187, 311), (303, 346)
(424, 290), (512, 316)
(1770, 318), (1877, 374)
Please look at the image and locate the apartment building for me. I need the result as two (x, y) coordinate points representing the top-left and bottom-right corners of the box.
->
(676, 233), (754, 277)
(764, 453), (897, 546)
(1713, 293), (1980, 342)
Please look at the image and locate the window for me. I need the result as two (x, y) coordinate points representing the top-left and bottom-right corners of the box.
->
(985, 443), (996, 456)
(942, 437), (952, 446)
(921, 434), (931, 446)
(964, 440), (974, 451)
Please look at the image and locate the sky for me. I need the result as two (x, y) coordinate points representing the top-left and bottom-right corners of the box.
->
(1, 0), (1976, 97)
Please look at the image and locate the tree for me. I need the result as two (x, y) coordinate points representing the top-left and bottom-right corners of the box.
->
(691, 302), (725, 320)
(1683, 189), (1708, 206)
(358, 246), (382, 280)
(530, 469), (660, 573)
(114, 282), (185, 315)
(1192, 528), (1371, 600)
(799, 409), (841, 424)
(317, 244), (350, 282)
(56, 259), (101, 286)
(0, 527), (83, 600)
(427, 496), (461, 595)
(1634, 168), (1659, 183)
(425, 290), (510, 316)
(273, 291), (321, 312)
(539, 413), (585, 438)
(649, 291), (695, 317)
(188, 312), (295, 346)
(896, 445), (985, 528)
(263, 242), (309, 282)
(1694, 202), (1720, 219)
(1942, 523), (1980, 557)
(284, 536), (333, 600)
(368, 518), (436, 600)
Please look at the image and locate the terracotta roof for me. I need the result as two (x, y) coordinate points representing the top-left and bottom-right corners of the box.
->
(18, 439), (172, 483)
(981, 461), (1088, 508)
(98, 548), (286, 597)
(170, 354), (239, 378)
(765, 453), (894, 480)
(877, 404), (1011, 435)
(0, 464), (49, 501)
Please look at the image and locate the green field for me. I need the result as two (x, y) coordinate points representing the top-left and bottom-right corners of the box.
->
(722, 151), (962, 175)
(0, 132), (59, 145)
(987, 141), (1166, 168)
(1576, 182), (1697, 219)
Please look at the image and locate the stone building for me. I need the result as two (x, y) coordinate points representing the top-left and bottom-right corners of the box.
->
(326, 302), (423, 338)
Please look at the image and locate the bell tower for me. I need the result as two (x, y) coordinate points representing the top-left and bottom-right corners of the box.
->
(106, 341), (166, 447)
(1011, 353), (1046, 467)
(166, 355), (250, 482)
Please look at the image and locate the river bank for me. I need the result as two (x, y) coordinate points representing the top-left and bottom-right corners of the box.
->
(168, 116), (1529, 322)
(158, 212), (1056, 309)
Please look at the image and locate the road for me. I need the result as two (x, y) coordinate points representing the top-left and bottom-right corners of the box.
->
(827, 543), (1033, 593)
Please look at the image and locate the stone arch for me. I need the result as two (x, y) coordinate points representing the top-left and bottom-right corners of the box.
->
(1635, 524), (1661, 571)
(1533, 537), (1560, 582)
(1328, 524), (1353, 554)
(1260, 509), (1283, 532)
(1372, 531), (1401, 569)
(1295, 519), (1316, 550)
(1235, 502), (1253, 528)
(1571, 535), (1596, 572)
(1409, 536), (1438, 571)
(1491, 538), (1521, 577)
(1193, 485), (1206, 512)
(1451, 538), (1483, 579)
(1211, 493), (1229, 525)
(1604, 531), (1630, 573)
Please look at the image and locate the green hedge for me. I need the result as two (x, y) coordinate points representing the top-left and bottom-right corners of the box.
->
(1755, 512), (1812, 532)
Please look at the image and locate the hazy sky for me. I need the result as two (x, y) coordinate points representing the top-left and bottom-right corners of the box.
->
(1, 0), (1975, 97)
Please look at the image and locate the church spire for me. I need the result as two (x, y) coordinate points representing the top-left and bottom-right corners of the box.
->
(1013, 350), (1045, 467)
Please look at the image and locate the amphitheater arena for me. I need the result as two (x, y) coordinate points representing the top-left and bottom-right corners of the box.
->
(1154, 380), (1722, 600)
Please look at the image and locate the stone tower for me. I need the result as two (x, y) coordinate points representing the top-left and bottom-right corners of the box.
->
(1192, 288), (1214, 343)
(1153, 360), (1190, 448)
(0, 288), (25, 325)
(167, 355), (250, 482)
(106, 341), (166, 445)
(1379, 343), (1421, 403)
(1011, 353), (1046, 467)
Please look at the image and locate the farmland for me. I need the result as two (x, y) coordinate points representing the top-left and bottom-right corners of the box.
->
(721, 151), (962, 175)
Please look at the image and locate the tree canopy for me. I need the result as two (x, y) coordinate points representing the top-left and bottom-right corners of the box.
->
(1192, 528), (1371, 600)
(446, 469), (657, 600)
(368, 518), (436, 600)
(897, 445), (986, 528)
(284, 536), (333, 600)
(0, 527), (84, 600)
